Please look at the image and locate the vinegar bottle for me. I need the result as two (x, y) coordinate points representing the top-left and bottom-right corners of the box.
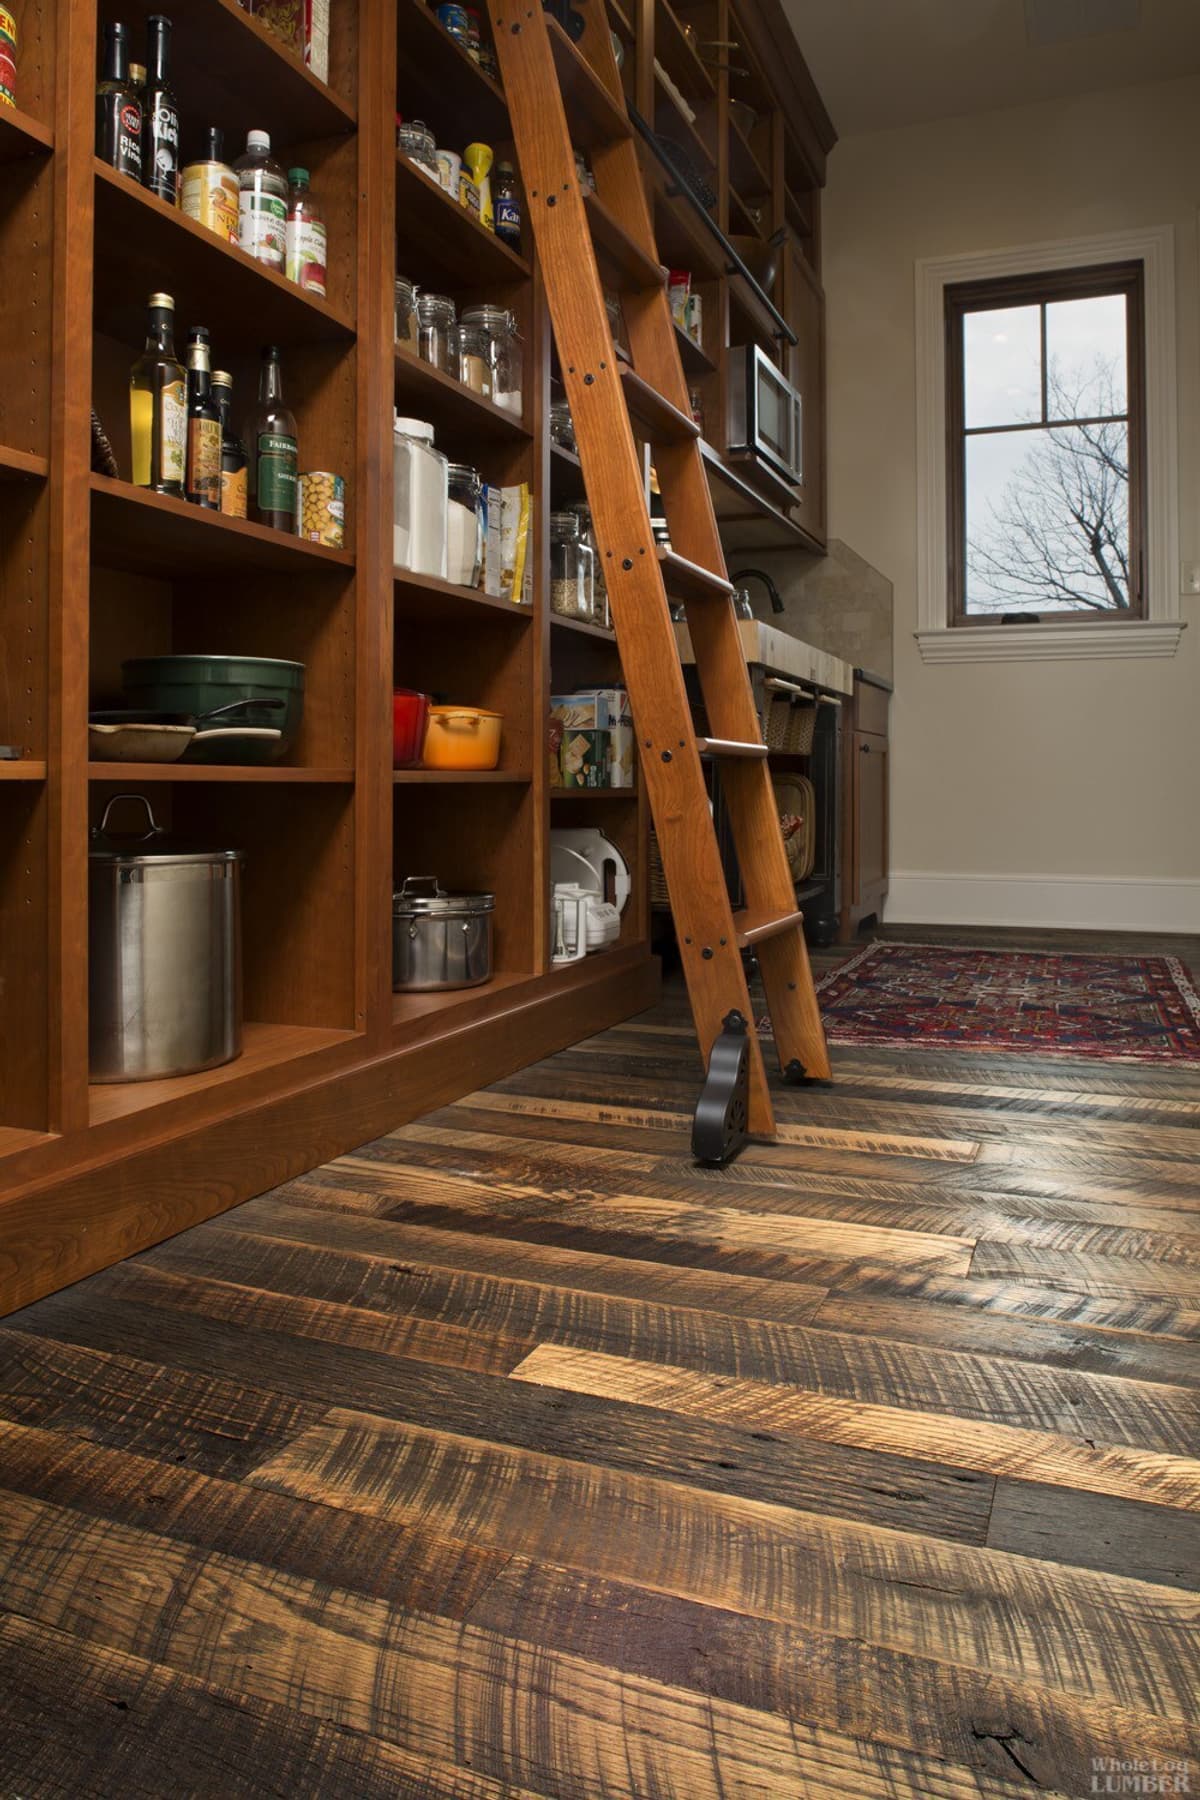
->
(244, 345), (299, 532)
(95, 21), (142, 181)
(235, 129), (288, 270)
(129, 292), (186, 496)
(184, 327), (222, 509)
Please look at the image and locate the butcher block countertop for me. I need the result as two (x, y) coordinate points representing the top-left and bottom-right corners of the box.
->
(673, 620), (855, 696)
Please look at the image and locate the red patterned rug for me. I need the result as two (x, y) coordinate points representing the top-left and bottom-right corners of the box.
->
(800, 941), (1200, 1063)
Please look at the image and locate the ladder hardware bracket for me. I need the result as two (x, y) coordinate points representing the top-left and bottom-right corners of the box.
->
(692, 1010), (751, 1166)
(783, 1058), (807, 1084)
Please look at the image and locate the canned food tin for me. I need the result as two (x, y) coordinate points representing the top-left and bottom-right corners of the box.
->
(435, 0), (470, 44)
(0, 8), (16, 108)
(298, 471), (345, 547)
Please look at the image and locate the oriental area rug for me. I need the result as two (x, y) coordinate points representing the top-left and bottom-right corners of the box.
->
(801, 941), (1200, 1064)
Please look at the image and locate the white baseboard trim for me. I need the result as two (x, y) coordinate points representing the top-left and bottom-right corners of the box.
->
(884, 872), (1200, 934)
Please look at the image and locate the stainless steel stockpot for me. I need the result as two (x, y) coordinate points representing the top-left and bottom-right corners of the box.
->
(392, 876), (494, 992)
(88, 794), (243, 1082)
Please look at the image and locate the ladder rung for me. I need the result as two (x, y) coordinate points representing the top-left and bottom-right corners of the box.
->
(584, 191), (666, 291)
(735, 907), (806, 949)
(620, 367), (700, 444)
(546, 16), (632, 149)
(657, 547), (733, 603)
(695, 737), (768, 760)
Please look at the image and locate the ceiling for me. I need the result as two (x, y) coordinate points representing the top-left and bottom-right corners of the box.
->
(786, 0), (1200, 136)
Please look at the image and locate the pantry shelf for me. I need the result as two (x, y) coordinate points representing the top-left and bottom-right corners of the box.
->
(392, 971), (538, 1042)
(87, 764), (356, 783)
(393, 151), (531, 289)
(0, 1128), (58, 1165)
(394, 345), (531, 441)
(550, 614), (616, 643)
(98, 0), (357, 144)
(654, 0), (716, 102)
(0, 103), (53, 162)
(393, 567), (534, 624)
(88, 1020), (360, 1131)
(92, 161), (356, 350)
(0, 444), (50, 482)
(396, 0), (510, 144)
(730, 120), (771, 201)
(546, 16), (632, 151)
(550, 787), (638, 801)
(584, 190), (666, 292)
(392, 770), (532, 784)
(0, 761), (47, 781)
(90, 476), (356, 578)
(672, 321), (715, 376)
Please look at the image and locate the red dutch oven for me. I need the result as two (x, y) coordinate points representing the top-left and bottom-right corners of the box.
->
(392, 688), (430, 767)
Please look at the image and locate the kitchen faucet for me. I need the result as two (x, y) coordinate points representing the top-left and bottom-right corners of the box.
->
(730, 567), (785, 616)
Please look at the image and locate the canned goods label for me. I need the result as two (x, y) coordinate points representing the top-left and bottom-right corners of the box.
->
(436, 1), (470, 41)
(299, 471), (345, 547)
(0, 6), (16, 107)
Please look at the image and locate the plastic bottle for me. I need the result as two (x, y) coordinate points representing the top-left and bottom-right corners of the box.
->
(234, 129), (287, 271)
(285, 167), (328, 297)
(181, 127), (239, 243)
(493, 161), (521, 252)
(464, 142), (494, 233)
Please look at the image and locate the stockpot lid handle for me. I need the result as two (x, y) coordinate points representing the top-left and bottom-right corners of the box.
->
(94, 793), (165, 843)
(399, 875), (445, 900)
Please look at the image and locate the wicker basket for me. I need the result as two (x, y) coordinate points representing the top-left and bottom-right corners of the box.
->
(783, 700), (818, 755)
(773, 774), (816, 882)
(649, 828), (671, 907)
(764, 694), (791, 750)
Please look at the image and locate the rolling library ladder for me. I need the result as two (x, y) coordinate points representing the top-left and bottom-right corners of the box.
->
(488, 0), (832, 1161)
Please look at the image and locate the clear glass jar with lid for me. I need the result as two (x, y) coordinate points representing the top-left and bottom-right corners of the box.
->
(565, 499), (609, 627)
(446, 463), (483, 588)
(458, 321), (490, 396)
(417, 292), (457, 374)
(460, 304), (523, 416)
(393, 414), (448, 578)
(549, 399), (576, 453)
(398, 118), (437, 176)
(550, 509), (595, 622)
(394, 276), (418, 350)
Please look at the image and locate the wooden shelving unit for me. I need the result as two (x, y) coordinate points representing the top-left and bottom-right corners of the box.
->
(0, 0), (830, 1316)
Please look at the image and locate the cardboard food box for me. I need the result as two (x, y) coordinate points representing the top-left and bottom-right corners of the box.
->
(608, 722), (635, 787)
(558, 727), (609, 788)
(550, 687), (630, 730)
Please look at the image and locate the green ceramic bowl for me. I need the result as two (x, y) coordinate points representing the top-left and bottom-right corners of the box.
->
(121, 656), (305, 764)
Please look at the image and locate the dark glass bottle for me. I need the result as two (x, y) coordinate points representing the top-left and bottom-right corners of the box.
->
(185, 328), (222, 509)
(143, 15), (179, 204)
(245, 345), (298, 532)
(212, 370), (248, 519)
(129, 292), (186, 496)
(95, 21), (142, 181)
(493, 161), (521, 251)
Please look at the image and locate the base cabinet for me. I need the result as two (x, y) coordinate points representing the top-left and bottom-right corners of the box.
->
(839, 675), (891, 942)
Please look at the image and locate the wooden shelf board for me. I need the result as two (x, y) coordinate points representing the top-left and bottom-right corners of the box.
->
(392, 970), (535, 1038)
(394, 151), (531, 289)
(97, 0), (355, 143)
(394, 567), (534, 623)
(0, 1126), (57, 1163)
(700, 442), (814, 552)
(0, 760), (46, 780)
(396, 0), (510, 144)
(550, 786), (637, 800)
(0, 103), (53, 162)
(546, 16), (631, 150)
(394, 345), (531, 440)
(0, 443), (49, 482)
(784, 181), (815, 239)
(88, 764), (355, 783)
(620, 366), (700, 443)
(90, 476), (355, 578)
(728, 184), (767, 240)
(648, 169), (724, 279)
(728, 268), (786, 347)
(729, 118), (770, 198)
(88, 1020), (359, 1130)
(654, 82), (718, 185)
(393, 769), (531, 784)
(672, 321), (715, 376)
(583, 190), (665, 292)
(551, 614), (617, 643)
(654, 0), (716, 103)
(92, 162), (355, 350)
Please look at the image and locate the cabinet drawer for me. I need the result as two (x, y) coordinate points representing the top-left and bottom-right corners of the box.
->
(855, 681), (889, 737)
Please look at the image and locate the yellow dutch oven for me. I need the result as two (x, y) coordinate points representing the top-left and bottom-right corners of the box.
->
(422, 705), (503, 771)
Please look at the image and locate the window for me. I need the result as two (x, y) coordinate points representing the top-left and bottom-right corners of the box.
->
(914, 227), (1181, 663)
(946, 263), (1145, 624)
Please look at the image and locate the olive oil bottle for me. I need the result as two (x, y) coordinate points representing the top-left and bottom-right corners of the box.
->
(245, 344), (298, 531)
(184, 327), (222, 509)
(212, 370), (248, 519)
(130, 292), (185, 495)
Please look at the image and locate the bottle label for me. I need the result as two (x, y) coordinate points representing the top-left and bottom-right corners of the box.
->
(285, 216), (327, 296)
(147, 97), (179, 200)
(495, 194), (520, 243)
(257, 431), (298, 517)
(239, 188), (287, 268)
(159, 379), (186, 485)
(187, 416), (221, 505)
(182, 165), (239, 242)
(220, 464), (248, 519)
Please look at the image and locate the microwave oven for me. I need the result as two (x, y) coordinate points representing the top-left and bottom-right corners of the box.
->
(727, 344), (803, 488)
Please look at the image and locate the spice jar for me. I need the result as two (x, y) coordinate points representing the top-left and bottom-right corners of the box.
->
(398, 118), (437, 177)
(550, 510), (595, 622)
(394, 276), (418, 350)
(565, 499), (608, 627)
(458, 321), (490, 396)
(417, 291), (457, 374)
(446, 463), (484, 588)
(460, 304), (523, 416)
(549, 399), (576, 453)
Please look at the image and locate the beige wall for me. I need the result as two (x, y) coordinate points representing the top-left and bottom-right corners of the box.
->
(820, 72), (1200, 927)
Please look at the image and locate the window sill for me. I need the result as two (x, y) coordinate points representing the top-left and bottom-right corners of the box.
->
(916, 619), (1186, 664)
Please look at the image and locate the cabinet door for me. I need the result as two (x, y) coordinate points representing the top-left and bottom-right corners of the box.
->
(854, 731), (888, 903)
(785, 245), (826, 547)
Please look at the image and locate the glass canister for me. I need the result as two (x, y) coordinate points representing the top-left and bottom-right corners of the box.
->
(393, 414), (448, 578)
(460, 304), (523, 416)
(398, 118), (438, 176)
(417, 291), (457, 374)
(394, 276), (418, 350)
(565, 499), (609, 627)
(550, 509), (595, 622)
(458, 321), (490, 397)
(549, 399), (576, 453)
(446, 462), (483, 588)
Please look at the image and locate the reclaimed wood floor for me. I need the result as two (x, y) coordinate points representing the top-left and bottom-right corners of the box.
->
(1, 927), (1199, 1798)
